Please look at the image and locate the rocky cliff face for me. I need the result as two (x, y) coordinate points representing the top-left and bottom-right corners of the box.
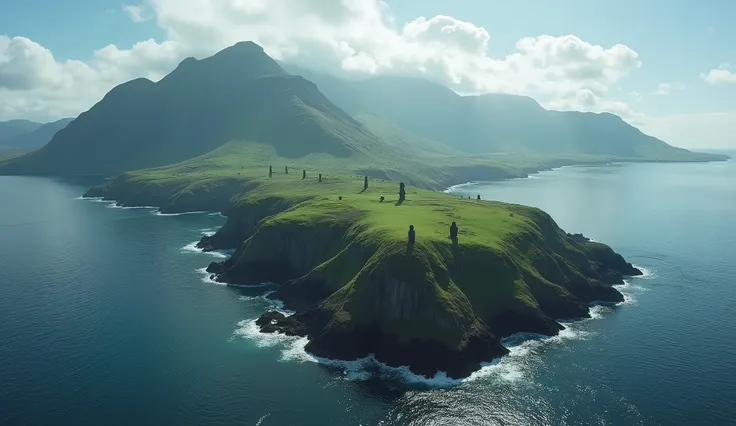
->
(84, 174), (641, 379)
(203, 195), (641, 379)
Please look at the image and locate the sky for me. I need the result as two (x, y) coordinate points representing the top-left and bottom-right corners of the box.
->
(1, 0), (734, 149)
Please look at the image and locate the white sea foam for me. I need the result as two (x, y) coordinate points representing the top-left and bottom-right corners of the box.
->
(151, 210), (208, 217)
(232, 263), (657, 388)
(199, 228), (217, 236)
(633, 265), (656, 279)
(255, 414), (270, 426)
(196, 267), (225, 286)
(106, 202), (157, 210)
(442, 181), (477, 193)
(238, 291), (289, 312)
(181, 241), (229, 258)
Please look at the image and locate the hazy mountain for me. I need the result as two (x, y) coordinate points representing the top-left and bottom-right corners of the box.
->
(0, 42), (386, 175)
(1, 118), (75, 150)
(283, 65), (724, 161)
(0, 120), (43, 147)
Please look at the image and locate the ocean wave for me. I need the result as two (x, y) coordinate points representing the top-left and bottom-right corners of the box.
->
(151, 210), (208, 217)
(196, 267), (225, 286)
(238, 291), (289, 313)
(442, 181), (477, 193)
(633, 265), (656, 279)
(106, 203), (157, 210)
(231, 269), (654, 388)
(199, 228), (217, 236)
(232, 313), (595, 389)
(181, 241), (229, 259)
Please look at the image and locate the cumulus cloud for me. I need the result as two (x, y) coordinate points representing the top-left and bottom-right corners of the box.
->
(650, 82), (671, 95)
(0, 35), (184, 120)
(123, 4), (150, 23)
(701, 64), (736, 85)
(1, 0), (644, 122)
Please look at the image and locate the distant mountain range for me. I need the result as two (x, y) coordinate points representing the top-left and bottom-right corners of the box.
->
(0, 41), (726, 177)
(283, 65), (721, 162)
(0, 118), (74, 151)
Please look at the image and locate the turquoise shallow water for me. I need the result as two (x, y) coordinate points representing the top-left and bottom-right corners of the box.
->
(1, 159), (734, 425)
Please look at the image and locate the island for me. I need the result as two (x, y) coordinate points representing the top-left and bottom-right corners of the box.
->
(87, 172), (641, 379)
(8, 40), (714, 379)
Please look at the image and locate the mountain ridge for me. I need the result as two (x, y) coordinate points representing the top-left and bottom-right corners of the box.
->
(282, 65), (726, 161)
(0, 42), (388, 176)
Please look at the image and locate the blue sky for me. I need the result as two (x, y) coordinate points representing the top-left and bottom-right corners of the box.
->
(1, 0), (734, 147)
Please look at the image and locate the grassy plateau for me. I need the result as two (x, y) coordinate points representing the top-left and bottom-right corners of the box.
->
(88, 150), (641, 379)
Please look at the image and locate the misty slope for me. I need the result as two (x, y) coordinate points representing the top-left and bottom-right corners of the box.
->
(1, 118), (74, 150)
(0, 120), (43, 147)
(0, 42), (387, 176)
(284, 66), (725, 161)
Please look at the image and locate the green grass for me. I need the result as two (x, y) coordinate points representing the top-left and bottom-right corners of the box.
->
(87, 145), (640, 362)
(177, 171), (623, 345)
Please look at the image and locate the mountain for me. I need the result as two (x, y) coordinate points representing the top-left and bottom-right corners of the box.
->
(1, 118), (75, 150)
(0, 42), (387, 176)
(0, 120), (43, 147)
(283, 66), (726, 162)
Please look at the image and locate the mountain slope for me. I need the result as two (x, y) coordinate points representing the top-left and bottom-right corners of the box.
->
(283, 67), (726, 162)
(0, 120), (43, 147)
(0, 42), (388, 176)
(2, 118), (74, 150)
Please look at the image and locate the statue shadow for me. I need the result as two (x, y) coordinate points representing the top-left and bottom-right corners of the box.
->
(395, 199), (405, 206)
(358, 188), (368, 194)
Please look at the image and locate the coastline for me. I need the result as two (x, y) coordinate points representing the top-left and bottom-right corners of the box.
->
(77, 161), (649, 379)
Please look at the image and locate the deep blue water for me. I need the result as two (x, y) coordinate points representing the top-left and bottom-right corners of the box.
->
(1, 160), (735, 425)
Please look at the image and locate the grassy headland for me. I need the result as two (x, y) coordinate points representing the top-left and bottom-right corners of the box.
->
(88, 160), (641, 378)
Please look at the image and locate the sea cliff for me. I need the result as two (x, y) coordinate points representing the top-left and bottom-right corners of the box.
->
(87, 173), (641, 378)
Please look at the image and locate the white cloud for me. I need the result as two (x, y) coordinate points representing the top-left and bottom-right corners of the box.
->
(650, 82), (671, 95)
(701, 64), (736, 85)
(1, 0), (644, 122)
(123, 4), (149, 23)
(0, 35), (184, 121)
(639, 112), (736, 150)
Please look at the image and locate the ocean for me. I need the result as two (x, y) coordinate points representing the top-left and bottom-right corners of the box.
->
(1, 159), (734, 425)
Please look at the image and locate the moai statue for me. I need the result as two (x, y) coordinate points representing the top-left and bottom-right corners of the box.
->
(319, 173), (322, 182)
(285, 166), (289, 174)
(364, 176), (369, 190)
(380, 196), (385, 203)
(302, 169), (306, 180)
(399, 182), (406, 202)
(408, 225), (416, 244)
(450, 221), (458, 240)
(269, 165), (273, 178)
(477, 194), (481, 200)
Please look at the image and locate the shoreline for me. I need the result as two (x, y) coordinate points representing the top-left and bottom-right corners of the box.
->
(230, 265), (652, 388)
(73, 162), (651, 380)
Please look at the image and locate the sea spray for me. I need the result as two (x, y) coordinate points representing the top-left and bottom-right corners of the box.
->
(181, 242), (229, 259)
(231, 269), (655, 388)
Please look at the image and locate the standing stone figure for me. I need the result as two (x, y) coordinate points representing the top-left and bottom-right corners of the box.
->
(399, 182), (406, 202)
(408, 225), (416, 244)
(285, 166), (289, 174)
(319, 173), (322, 182)
(364, 176), (369, 190)
(450, 221), (458, 240)
(269, 165), (273, 178)
(302, 169), (306, 180)
(477, 194), (481, 200)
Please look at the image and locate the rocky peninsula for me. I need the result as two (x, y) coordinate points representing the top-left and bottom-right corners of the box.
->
(87, 172), (641, 379)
